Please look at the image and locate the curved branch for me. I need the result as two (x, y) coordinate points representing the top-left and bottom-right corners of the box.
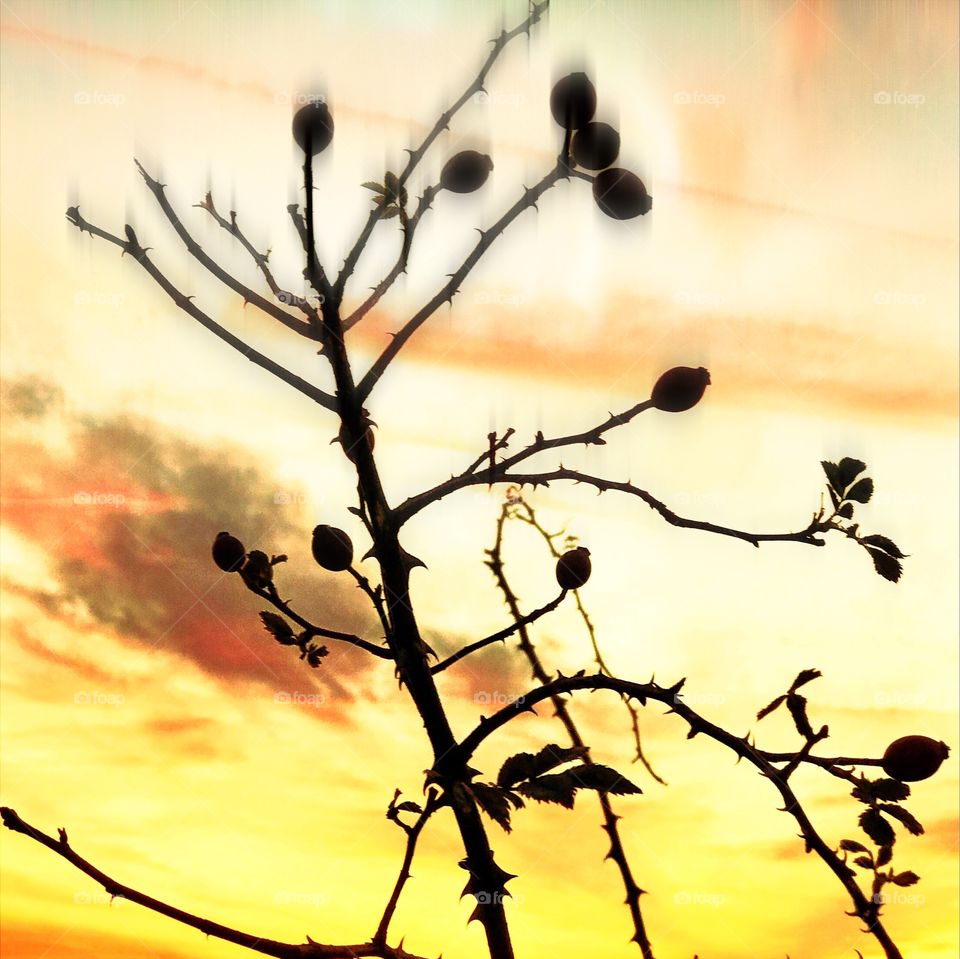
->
(431, 589), (568, 675)
(357, 161), (570, 402)
(335, 0), (551, 304)
(402, 466), (835, 548)
(0, 807), (429, 959)
(134, 161), (321, 340)
(64, 208), (338, 414)
(342, 185), (441, 332)
(195, 191), (319, 325)
(348, 565), (393, 644)
(456, 673), (903, 959)
(251, 582), (394, 660)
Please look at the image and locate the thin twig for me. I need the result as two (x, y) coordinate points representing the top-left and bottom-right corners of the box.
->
(348, 565), (393, 643)
(456, 674), (904, 959)
(357, 160), (570, 401)
(133, 160), (320, 340)
(335, 0), (551, 306)
(0, 807), (429, 959)
(430, 589), (568, 675)
(64, 209), (338, 413)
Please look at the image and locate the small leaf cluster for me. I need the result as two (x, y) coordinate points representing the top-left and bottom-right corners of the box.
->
(259, 611), (329, 667)
(820, 458), (906, 582)
(469, 744), (641, 832)
(362, 172), (407, 219)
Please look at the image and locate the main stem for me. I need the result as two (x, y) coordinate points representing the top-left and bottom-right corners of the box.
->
(307, 219), (513, 957)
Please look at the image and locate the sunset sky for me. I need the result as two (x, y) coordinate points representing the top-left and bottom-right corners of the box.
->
(1, 1), (958, 958)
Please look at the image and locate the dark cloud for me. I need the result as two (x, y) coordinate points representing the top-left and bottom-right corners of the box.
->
(1, 379), (385, 704)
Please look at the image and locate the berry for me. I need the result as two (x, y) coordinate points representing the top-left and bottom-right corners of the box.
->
(212, 531), (246, 572)
(571, 122), (620, 170)
(292, 101), (334, 155)
(556, 547), (591, 590)
(592, 168), (652, 219)
(881, 735), (950, 782)
(651, 366), (711, 413)
(312, 525), (354, 572)
(440, 151), (493, 193)
(550, 73), (597, 130)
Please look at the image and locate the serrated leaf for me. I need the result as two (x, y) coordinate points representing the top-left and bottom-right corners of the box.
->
(846, 477), (874, 504)
(757, 694), (787, 721)
(859, 808), (896, 847)
(395, 800), (423, 814)
(866, 547), (903, 583)
(890, 870), (920, 887)
(517, 772), (577, 808)
(821, 460), (843, 491)
(471, 782), (514, 832)
(827, 485), (841, 509)
(838, 503), (855, 519)
(497, 744), (589, 789)
(875, 844), (893, 867)
(879, 804), (924, 836)
(381, 205), (401, 219)
(564, 763), (642, 796)
(860, 535), (905, 559)
(790, 669), (822, 692)
(837, 457), (867, 490)
(839, 839), (869, 853)
(259, 611), (296, 645)
(384, 171), (398, 192)
(853, 856), (874, 868)
(786, 693), (815, 740)
(362, 181), (386, 193)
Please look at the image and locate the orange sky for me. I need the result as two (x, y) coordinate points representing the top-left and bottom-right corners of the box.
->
(1, 2), (958, 958)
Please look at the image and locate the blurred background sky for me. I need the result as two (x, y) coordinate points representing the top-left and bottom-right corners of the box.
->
(1, 1), (957, 957)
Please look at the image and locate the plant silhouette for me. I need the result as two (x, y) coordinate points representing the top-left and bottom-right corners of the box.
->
(1, 3), (947, 958)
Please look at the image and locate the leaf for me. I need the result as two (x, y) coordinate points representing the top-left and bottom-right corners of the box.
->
(827, 484), (841, 510)
(838, 503), (855, 519)
(564, 763), (642, 796)
(362, 181), (386, 194)
(851, 777), (910, 804)
(859, 808), (896, 847)
(821, 460), (843, 492)
(756, 694), (787, 721)
(381, 205), (401, 219)
(786, 693), (815, 740)
(517, 772), (577, 809)
(879, 804), (924, 836)
(395, 800), (423, 814)
(836, 457), (867, 490)
(384, 171), (399, 193)
(259, 611), (296, 645)
(839, 839), (869, 853)
(875, 844), (893, 867)
(853, 856), (874, 869)
(789, 669), (822, 692)
(845, 477), (874, 504)
(890, 870), (920, 887)
(471, 782), (514, 832)
(860, 535), (906, 559)
(497, 744), (589, 789)
(866, 547), (903, 583)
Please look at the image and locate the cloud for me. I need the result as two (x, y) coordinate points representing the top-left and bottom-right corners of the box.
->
(1, 380), (383, 703)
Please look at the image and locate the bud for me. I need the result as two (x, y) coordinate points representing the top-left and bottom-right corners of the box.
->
(212, 531), (246, 572)
(312, 525), (354, 572)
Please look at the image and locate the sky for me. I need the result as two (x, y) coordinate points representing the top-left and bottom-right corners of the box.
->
(0, 1), (958, 958)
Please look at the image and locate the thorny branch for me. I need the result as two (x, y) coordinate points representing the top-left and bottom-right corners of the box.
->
(456, 673), (905, 959)
(0, 807), (431, 959)
(63, 208), (339, 413)
(484, 502), (656, 958)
